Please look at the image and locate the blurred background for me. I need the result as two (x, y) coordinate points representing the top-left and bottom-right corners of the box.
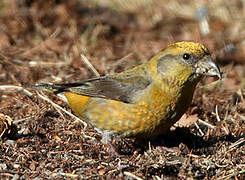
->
(0, 0), (244, 82)
(0, 0), (244, 179)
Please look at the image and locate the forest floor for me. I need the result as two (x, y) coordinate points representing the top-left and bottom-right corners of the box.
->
(0, 0), (244, 179)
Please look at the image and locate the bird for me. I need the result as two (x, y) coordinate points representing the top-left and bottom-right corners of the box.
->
(29, 41), (221, 139)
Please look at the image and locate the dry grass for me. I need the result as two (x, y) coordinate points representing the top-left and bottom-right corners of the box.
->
(0, 0), (244, 179)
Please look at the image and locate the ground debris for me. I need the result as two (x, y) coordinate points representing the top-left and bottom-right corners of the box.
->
(0, 0), (244, 179)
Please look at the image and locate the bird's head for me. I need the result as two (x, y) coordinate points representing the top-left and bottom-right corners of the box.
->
(152, 41), (221, 83)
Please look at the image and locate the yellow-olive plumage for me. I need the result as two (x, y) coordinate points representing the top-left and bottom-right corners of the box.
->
(30, 42), (221, 138)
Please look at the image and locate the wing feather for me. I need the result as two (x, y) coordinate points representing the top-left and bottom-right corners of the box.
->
(60, 75), (151, 103)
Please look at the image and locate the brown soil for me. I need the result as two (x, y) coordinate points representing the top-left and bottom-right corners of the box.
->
(0, 0), (244, 179)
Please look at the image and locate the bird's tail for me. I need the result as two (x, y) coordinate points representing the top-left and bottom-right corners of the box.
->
(26, 83), (66, 94)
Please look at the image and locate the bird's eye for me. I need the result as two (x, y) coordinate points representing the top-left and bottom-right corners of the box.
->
(183, 53), (190, 60)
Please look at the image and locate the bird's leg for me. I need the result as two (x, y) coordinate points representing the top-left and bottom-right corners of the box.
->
(100, 131), (120, 155)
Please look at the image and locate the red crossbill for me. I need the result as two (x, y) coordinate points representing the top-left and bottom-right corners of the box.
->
(30, 42), (221, 139)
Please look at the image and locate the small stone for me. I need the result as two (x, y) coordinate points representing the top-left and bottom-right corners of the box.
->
(12, 174), (20, 180)
(0, 163), (7, 170)
(33, 178), (43, 180)
(5, 140), (15, 146)
(13, 164), (20, 169)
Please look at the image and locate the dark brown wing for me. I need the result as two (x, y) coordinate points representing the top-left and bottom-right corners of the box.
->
(30, 74), (152, 103)
(60, 75), (151, 103)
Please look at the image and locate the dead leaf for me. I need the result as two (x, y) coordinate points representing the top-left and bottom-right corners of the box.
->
(222, 78), (239, 90)
(0, 31), (11, 50)
(173, 113), (198, 128)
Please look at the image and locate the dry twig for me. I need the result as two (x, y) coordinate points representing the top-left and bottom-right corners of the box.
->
(80, 54), (100, 77)
(36, 92), (87, 129)
(124, 171), (143, 180)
